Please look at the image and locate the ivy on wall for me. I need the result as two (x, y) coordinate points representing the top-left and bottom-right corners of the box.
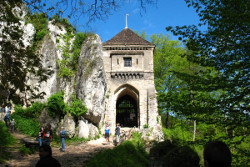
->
(57, 31), (89, 78)
(26, 13), (48, 51)
(26, 13), (90, 79)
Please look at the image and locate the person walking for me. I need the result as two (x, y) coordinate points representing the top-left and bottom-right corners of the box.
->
(60, 127), (66, 152)
(38, 127), (44, 146)
(105, 123), (110, 143)
(115, 123), (121, 145)
(43, 125), (53, 146)
(4, 111), (11, 127)
(10, 119), (15, 132)
(6, 104), (11, 114)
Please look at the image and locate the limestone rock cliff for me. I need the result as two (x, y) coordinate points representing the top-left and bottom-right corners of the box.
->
(75, 35), (106, 126)
(35, 23), (106, 137)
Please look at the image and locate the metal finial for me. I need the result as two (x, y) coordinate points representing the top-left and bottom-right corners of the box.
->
(125, 14), (129, 28)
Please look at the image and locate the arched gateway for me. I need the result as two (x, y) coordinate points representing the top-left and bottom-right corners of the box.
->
(115, 84), (139, 127)
(116, 94), (138, 127)
(102, 28), (159, 131)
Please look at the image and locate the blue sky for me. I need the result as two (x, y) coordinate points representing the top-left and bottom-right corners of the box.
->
(76, 0), (205, 42)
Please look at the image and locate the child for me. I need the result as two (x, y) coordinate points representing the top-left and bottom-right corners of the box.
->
(105, 123), (110, 142)
(10, 119), (15, 132)
(115, 123), (121, 145)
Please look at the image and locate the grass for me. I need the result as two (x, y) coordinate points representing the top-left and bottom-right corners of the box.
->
(86, 141), (149, 167)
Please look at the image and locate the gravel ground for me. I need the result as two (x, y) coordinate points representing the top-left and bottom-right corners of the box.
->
(1, 132), (114, 167)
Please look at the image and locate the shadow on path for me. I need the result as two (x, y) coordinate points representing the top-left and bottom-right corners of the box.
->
(1, 132), (114, 167)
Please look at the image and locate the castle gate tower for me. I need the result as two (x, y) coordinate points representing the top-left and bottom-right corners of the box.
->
(102, 28), (159, 130)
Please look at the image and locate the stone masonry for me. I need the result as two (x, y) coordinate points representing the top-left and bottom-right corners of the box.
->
(102, 28), (160, 133)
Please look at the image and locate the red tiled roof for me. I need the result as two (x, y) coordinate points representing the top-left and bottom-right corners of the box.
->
(103, 28), (154, 46)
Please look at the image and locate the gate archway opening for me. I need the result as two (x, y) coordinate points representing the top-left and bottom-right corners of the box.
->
(116, 95), (138, 127)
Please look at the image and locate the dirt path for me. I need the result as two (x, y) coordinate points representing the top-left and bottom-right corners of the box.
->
(1, 132), (114, 167)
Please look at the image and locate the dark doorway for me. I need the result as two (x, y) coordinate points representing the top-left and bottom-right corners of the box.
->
(116, 95), (138, 127)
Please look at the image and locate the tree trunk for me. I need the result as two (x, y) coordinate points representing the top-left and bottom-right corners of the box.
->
(193, 119), (196, 142)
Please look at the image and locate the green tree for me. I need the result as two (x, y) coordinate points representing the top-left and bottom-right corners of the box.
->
(166, 0), (249, 137)
(150, 33), (220, 141)
(166, 0), (249, 165)
(0, 0), (52, 105)
(151, 34), (185, 128)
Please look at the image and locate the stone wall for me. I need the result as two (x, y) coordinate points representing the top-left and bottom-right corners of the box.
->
(102, 46), (163, 140)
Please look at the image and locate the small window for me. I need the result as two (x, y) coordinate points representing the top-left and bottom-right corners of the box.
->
(117, 59), (119, 64)
(136, 59), (138, 64)
(124, 57), (132, 67)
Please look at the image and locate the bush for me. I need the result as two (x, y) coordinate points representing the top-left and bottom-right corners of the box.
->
(26, 13), (48, 49)
(71, 32), (88, 71)
(12, 115), (40, 137)
(162, 124), (192, 143)
(58, 66), (73, 78)
(86, 141), (149, 167)
(130, 132), (147, 153)
(68, 95), (88, 118)
(12, 102), (44, 118)
(0, 122), (15, 146)
(58, 31), (89, 78)
(46, 91), (65, 118)
(11, 102), (44, 137)
(35, 29), (47, 41)
(0, 121), (15, 163)
(50, 15), (75, 33)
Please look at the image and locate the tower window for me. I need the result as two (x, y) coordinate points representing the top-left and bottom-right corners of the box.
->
(136, 59), (138, 64)
(124, 57), (132, 67)
(117, 58), (119, 64)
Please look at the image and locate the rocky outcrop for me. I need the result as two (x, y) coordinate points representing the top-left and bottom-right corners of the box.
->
(37, 22), (73, 102)
(76, 118), (99, 139)
(76, 35), (107, 126)
(39, 110), (99, 139)
(35, 35), (58, 102)
(35, 30), (106, 138)
(39, 108), (60, 129)
(60, 114), (76, 138)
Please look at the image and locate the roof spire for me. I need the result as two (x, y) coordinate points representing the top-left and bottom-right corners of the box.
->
(125, 14), (129, 29)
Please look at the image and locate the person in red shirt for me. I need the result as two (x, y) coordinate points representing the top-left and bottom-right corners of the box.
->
(43, 125), (53, 146)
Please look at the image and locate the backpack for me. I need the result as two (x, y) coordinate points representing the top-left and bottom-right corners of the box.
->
(45, 130), (50, 138)
(61, 132), (66, 138)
